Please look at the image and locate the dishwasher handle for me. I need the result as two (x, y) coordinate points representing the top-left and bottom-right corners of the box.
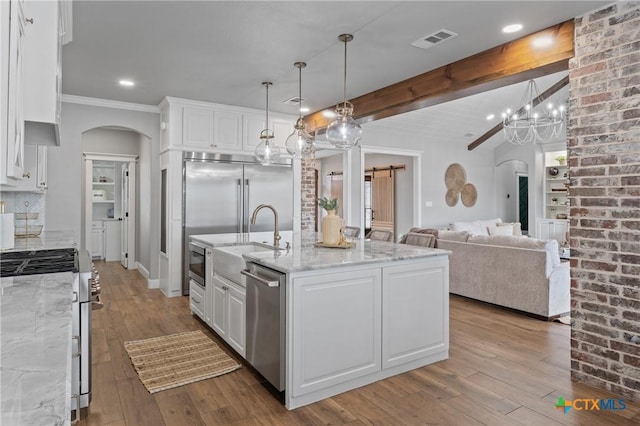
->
(241, 269), (280, 287)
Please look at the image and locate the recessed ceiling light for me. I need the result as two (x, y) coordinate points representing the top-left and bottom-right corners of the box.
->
(502, 24), (523, 33)
(322, 110), (336, 118)
(119, 79), (135, 87)
(486, 114), (495, 120)
(299, 107), (310, 113)
(532, 36), (554, 48)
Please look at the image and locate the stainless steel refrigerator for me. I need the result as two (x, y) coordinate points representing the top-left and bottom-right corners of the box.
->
(182, 152), (293, 295)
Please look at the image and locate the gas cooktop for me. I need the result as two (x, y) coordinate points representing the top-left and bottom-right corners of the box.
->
(0, 248), (78, 277)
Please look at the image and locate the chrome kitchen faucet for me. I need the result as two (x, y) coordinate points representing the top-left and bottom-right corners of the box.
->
(250, 204), (281, 248)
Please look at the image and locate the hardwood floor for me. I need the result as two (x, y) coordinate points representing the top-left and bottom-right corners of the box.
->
(80, 261), (640, 426)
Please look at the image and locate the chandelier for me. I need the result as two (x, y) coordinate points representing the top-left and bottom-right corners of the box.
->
(502, 79), (565, 145)
(254, 82), (282, 165)
(326, 34), (362, 149)
(285, 62), (315, 158)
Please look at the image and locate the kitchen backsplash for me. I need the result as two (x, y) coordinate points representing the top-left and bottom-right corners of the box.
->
(0, 192), (46, 229)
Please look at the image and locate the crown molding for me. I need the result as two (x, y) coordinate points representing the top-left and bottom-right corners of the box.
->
(61, 95), (160, 114)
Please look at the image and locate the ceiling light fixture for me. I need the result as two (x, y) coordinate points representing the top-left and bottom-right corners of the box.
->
(501, 79), (565, 145)
(285, 62), (314, 159)
(502, 24), (523, 33)
(254, 82), (281, 165)
(326, 34), (362, 149)
(119, 79), (134, 87)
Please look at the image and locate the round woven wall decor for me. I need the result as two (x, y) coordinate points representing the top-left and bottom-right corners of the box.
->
(445, 188), (460, 207)
(461, 183), (478, 207)
(444, 163), (467, 190)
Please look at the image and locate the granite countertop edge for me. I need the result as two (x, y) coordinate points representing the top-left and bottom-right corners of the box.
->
(1, 271), (74, 425)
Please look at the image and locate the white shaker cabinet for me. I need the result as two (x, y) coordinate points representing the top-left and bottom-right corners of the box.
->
(290, 267), (382, 398)
(2, 144), (46, 191)
(104, 220), (122, 261)
(22, 0), (61, 128)
(2, 0), (26, 182)
(213, 110), (243, 150)
(189, 280), (205, 321)
(182, 106), (215, 148)
(91, 220), (104, 259)
(210, 274), (246, 358)
(382, 260), (449, 369)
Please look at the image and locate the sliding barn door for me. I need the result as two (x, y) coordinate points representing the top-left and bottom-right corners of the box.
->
(371, 170), (395, 235)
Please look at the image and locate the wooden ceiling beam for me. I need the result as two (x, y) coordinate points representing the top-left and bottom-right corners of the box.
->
(304, 20), (574, 133)
(467, 75), (570, 150)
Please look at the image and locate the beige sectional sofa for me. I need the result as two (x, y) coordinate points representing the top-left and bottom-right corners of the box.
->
(437, 231), (570, 319)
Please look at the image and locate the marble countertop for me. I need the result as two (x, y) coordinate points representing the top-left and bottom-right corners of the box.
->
(191, 231), (449, 274)
(1, 272), (74, 426)
(1, 231), (77, 253)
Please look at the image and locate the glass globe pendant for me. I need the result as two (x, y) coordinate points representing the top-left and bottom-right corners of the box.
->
(285, 62), (315, 158)
(254, 81), (282, 165)
(327, 34), (362, 149)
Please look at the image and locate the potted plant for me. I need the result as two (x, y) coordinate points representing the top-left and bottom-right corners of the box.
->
(555, 155), (567, 166)
(318, 197), (341, 244)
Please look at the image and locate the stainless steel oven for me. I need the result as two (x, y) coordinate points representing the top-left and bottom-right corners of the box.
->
(188, 242), (206, 288)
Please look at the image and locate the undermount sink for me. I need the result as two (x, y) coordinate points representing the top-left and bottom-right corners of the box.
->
(211, 243), (281, 286)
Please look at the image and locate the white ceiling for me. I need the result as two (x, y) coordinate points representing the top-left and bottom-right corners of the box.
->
(64, 0), (607, 117)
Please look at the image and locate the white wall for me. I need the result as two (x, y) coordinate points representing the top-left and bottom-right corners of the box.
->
(82, 127), (141, 155)
(49, 102), (160, 278)
(359, 125), (496, 229)
(364, 153), (413, 236)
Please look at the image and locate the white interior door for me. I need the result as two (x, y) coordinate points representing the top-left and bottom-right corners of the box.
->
(121, 164), (129, 268)
(120, 162), (136, 268)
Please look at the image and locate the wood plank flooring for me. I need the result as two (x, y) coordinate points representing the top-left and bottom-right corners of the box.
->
(79, 261), (640, 426)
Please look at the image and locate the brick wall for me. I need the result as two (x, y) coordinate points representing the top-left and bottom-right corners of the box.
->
(301, 157), (318, 231)
(569, 2), (640, 402)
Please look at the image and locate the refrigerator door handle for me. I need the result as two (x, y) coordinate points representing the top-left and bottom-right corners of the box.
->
(237, 179), (243, 233)
(244, 179), (250, 233)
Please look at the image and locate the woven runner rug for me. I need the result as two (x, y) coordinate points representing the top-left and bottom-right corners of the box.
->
(124, 330), (241, 393)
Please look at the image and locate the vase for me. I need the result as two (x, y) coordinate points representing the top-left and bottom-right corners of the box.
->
(322, 210), (342, 245)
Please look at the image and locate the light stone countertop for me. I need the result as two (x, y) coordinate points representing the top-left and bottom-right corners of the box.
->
(191, 231), (450, 274)
(1, 272), (74, 426)
(1, 231), (77, 253)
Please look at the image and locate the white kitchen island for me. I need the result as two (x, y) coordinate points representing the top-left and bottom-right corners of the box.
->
(191, 232), (450, 410)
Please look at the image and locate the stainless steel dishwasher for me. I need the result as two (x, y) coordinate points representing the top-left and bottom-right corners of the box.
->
(241, 261), (286, 391)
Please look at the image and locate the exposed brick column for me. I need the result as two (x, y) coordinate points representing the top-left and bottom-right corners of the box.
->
(301, 157), (318, 232)
(569, 2), (640, 401)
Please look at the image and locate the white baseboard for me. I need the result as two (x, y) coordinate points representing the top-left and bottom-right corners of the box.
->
(136, 262), (159, 289)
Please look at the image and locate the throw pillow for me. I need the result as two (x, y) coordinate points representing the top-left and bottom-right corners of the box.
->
(498, 222), (522, 236)
(438, 230), (471, 242)
(488, 224), (513, 236)
(450, 221), (488, 235)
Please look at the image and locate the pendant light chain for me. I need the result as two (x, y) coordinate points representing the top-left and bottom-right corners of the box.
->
(342, 37), (348, 110)
(298, 65), (303, 119)
(265, 82), (270, 129)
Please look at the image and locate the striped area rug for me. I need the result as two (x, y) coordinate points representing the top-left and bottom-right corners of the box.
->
(124, 330), (241, 393)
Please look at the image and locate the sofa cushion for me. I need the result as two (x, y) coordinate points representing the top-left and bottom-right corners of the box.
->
(467, 235), (560, 277)
(450, 218), (502, 235)
(438, 230), (471, 242)
(488, 224), (514, 236)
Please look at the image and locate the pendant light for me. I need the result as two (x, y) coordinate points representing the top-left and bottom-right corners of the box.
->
(254, 82), (282, 165)
(326, 34), (362, 149)
(285, 62), (314, 158)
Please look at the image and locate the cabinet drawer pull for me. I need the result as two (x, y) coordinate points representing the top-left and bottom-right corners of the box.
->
(25, 17), (34, 24)
(71, 393), (80, 424)
(23, 172), (31, 179)
(72, 335), (81, 358)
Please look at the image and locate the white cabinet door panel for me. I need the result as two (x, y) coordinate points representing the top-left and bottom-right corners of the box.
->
(183, 106), (214, 148)
(291, 268), (381, 397)
(382, 260), (449, 369)
(226, 283), (246, 357)
(189, 280), (205, 320)
(214, 111), (242, 150)
(211, 275), (227, 338)
(242, 113), (265, 151)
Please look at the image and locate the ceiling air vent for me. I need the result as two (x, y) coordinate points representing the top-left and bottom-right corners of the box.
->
(283, 96), (303, 105)
(411, 29), (458, 49)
